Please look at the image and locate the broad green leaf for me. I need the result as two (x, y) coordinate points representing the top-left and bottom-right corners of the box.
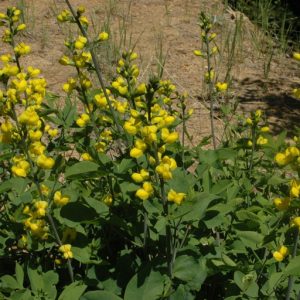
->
(0, 275), (20, 290)
(180, 192), (218, 222)
(171, 284), (194, 300)
(80, 291), (122, 300)
(10, 289), (33, 300)
(60, 202), (98, 223)
(238, 231), (264, 249)
(173, 255), (199, 282)
(234, 271), (258, 298)
(114, 158), (135, 174)
(15, 263), (24, 287)
(124, 265), (164, 300)
(58, 282), (87, 300)
(221, 253), (237, 267)
(65, 161), (100, 178)
(284, 256), (300, 276)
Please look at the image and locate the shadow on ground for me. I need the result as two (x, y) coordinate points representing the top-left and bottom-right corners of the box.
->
(237, 77), (300, 136)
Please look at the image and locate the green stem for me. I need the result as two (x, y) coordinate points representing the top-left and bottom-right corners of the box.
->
(64, 0), (124, 137)
(286, 228), (299, 300)
(205, 34), (216, 150)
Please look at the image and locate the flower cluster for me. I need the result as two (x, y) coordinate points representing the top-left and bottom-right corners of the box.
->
(23, 201), (49, 240)
(194, 12), (228, 95)
(0, 8), (57, 179)
(292, 52), (300, 99)
(273, 245), (288, 262)
(244, 110), (269, 147)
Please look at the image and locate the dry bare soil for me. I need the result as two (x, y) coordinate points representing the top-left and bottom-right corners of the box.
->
(0, 0), (299, 143)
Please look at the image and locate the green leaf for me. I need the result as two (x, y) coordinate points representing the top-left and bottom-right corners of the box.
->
(0, 275), (20, 290)
(80, 291), (122, 300)
(60, 202), (98, 223)
(284, 256), (300, 276)
(211, 180), (232, 195)
(173, 255), (199, 282)
(114, 158), (135, 174)
(238, 231), (264, 249)
(15, 263), (24, 287)
(167, 169), (196, 194)
(58, 282), (87, 300)
(221, 253), (237, 267)
(10, 289), (33, 300)
(72, 246), (97, 264)
(180, 192), (218, 222)
(234, 271), (258, 298)
(65, 161), (101, 178)
(124, 265), (164, 300)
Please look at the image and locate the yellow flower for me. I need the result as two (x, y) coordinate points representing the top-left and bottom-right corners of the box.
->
(14, 42), (31, 56)
(130, 52), (138, 61)
(293, 52), (300, 61)
(193, 50), (202, 56)
(74, 35), (87, 50)
(256, 135), (268, 145)
(29, 130), (42, 141)
(204, 70), (214, 82)
(37, 154), (55, 169)
(273, 245), (288, 262)
(76, 113), (90, 127)
(292, 217), (300, 228)
(19, 109), (40, 126)
(135, 139), (147, 151)
(124, 121), (137, 135)
(98, 31), (109, 41)
(273, 252), (284, 262)
(255, 109), (262, 119)
(41, 184), (50, 196)
(118, 85), (128, 96)
(103, 194), (113, 206)
(135, 182), (154, 201)
(131, 169), (149, 183)
(136, 83), (147, 95)
(77, 6), (86, 14)
(11, 159), (30, 177)
(156, 163), (172, 180)
(94, 94), (107, 107)
(260, 126), (270, 133)
(59, 244), (73, 259)
(130, 147), (143, 159)
(161, 128), (178, 144)
(273, 197), (290, 210)
(79, 16), (89, 26)
(136, 188), (149, 201)
(54, 191), (70, 207)
(34, 200), (48, 217)
(290, 179), (300, 198)
(16, 23), (26, 31)
(81, 152), (93, 161)
(167, 189), (186, 205)
(57, 10), (71, 22)
(293, 88), (300, 99)
(48, 128), (59, 138)
(215, 82), (228, 92)
(275, 152), (289, 166)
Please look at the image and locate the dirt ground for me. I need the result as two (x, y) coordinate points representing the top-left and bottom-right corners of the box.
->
(0, 0), (299, 144)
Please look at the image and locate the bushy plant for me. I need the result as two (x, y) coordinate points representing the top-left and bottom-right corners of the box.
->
(0, 3), (300, 300)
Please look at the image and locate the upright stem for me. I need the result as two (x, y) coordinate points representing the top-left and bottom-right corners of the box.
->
(159, 178), (172, 278)
(153, 147), (173, 279)
(286, 229), (299, 300)
(205, 36), (216, 150)
(64, 0), (123, 136)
